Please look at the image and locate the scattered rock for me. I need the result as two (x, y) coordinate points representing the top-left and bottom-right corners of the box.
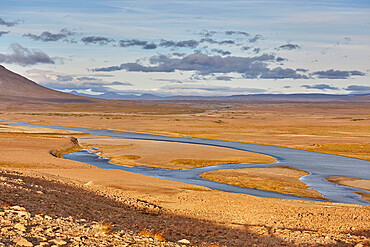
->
(178, 239), (191, 244)
(48, 239), (67, 246)
(16, 238), (33, 247)
(84, 181), (93, 186)
(14, 223), (26, 231)
(11, 206), (26, 211)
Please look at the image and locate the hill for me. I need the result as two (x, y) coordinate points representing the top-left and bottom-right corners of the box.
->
(0, 65), (93, 105)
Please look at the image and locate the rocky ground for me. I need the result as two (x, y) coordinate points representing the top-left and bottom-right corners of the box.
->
(1, 168), (369, 247)
(0, 169), (191, 247)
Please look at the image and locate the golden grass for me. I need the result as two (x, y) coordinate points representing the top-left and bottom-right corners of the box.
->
(200, 166), (327, 200)
(2, 103), (369, 163)
(305, 143), (370, 161)
(171, 158), (262, 168)
(326, 176), (370, 191)
(118, 155), (141, 160)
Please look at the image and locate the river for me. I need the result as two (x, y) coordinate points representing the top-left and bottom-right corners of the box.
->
(1, 120), (369, 205)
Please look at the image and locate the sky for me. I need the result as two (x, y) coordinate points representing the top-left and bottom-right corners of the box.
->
(0, 0), (369, 96)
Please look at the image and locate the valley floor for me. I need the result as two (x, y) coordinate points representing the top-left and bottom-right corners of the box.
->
(0, 103), (369, 246)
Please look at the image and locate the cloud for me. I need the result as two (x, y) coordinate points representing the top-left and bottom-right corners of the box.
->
(198, 30), (249, 37)
(296, 68), (309, 72)
(215, 76), (233, 81)
(241, 46), (252, 51)
(153, 79), (183, 83)
(301, 84), (339, 90)
(253, 48), (261, 54)
(225, 31), (249, 37)
(57, 75), (73, 81)
(200, 38), (235, 45)
(344, 85), (370, 94)
(0, 18), (21, 27)
(94, 53), (308, 79)
(198, 30), (217, 37)
(172, 52), (186, 57)
(0, 43), (55, 66)
(118, 39), (157, 49)
(259, 67), (308, 79)
(26, 69), (132, 91)
(24, 28), (76, 42)
(82, 36), (114, 45)
(110, 81), (133, 86)
(0, 31), (9, 37)
(311, 69), (365, 79)
(249, 35), (262, 43)
(211, 48), (231, 56)
(76, 76), (98, 81)
(159, 39), (199, 48)
(278, 43), (301, 50)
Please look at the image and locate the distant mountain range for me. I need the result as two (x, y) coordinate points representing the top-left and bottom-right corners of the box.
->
(70, 90), (370, 103)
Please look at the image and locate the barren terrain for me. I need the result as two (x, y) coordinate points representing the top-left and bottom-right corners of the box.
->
(0, 122), (369, 246)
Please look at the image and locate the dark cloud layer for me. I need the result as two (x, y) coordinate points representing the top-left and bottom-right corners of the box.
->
(301, 84), (339, 90)
(0, 18), (20, 27)
(82, 36), (114, 45)
(94, 53), (307, 79)
(24, 29), (76, 42)
(344, 85), (370, 94)
(0, 43), (54, 66)
(0, 31), (9, 37)
(311, 69), (365, 79)
(278, 43), (301, 50)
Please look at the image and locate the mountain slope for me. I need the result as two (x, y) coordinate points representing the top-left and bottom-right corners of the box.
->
(0, 65), (92, 103)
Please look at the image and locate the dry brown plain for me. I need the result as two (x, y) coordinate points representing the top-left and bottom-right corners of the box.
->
(0, 101), (370, 246)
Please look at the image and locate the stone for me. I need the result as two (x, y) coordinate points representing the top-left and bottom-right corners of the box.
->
(178, 239), (191, 244)
(14, 223), (26, 231)
(11, 206), (26, 211)
(16, 238), (33, 247)
(48, 239), (67, 246)
(84, 181), (93, 186)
